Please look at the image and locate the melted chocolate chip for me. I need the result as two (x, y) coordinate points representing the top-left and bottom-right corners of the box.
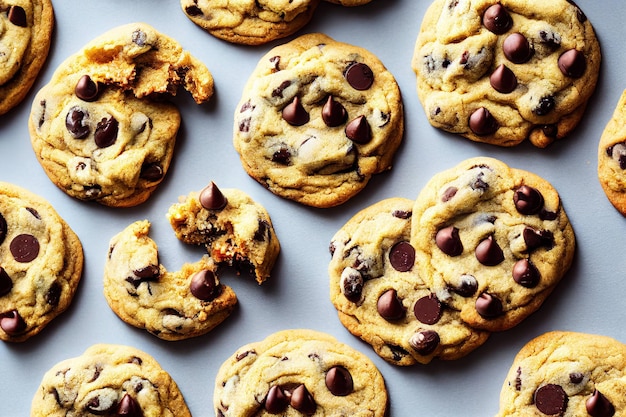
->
(0, 213), (6, 244)
(0, 267), (12, 296)
(450, 274), (478, 297)
(139, 163), (164, 182)
(377, 289), (405, 321)
(134, 265), (160, 280)
(586, 390), (615, 417)
(66, 106), (90, 139)
(514, 185), (544, 215)
(10, 234), (39, 263)
(45, 282), (62, 306)
(190, 270), (219, 301)
(254, 219), (270, 242)
(117, 394), (142, 417)
(8, 5), (27, 27)
(322, 96), (348, 127)
(0, 310), (26, 335)
(469, 107), (498, 135)
(482, 4), (512, 34)
(558, 49), (586, 78)
(265, 385), (288, 413)
(340, 268), (364, 303)
(199, 182), (227, 210)
(392, 210), (412, 219)
(325, 366), (353, 396)
(389, 241), (415, 272)
(290, 384), (316, 415)
(475, 293), (503, 318)
(413, 294), (442, 325)
(75, 75), (100, 102)
(523, 227), (554, 251)
(94, 116), (119, 148)
(475, 235), (504, 266)
(442, 186), (458, 202)
(345, 62), (374, 90)
(490, 64), (517, 93)
(409, 330), (440, 355)
(512, 259), (540, 288)
(534, 96), (556, 116)
(272, 146), (292, 165)
(282, 96), (309, 126)
(436, 226), (463, 256)
(503, 33), (532, 64)
(345, 116), (371, 144)
(534, 384), (568, 415)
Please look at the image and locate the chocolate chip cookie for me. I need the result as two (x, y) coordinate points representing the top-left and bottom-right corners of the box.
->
(31, 344), (191, 416)
(412, 0), (600, 147)
(29, 22), (214, 207)
(234, 33), (404, 208)
(329, 198), (490, 366)
(598, 89), (626, 216)
(0, 181), (83, 342)
(496, 331), (626, 417)
(0, 0), (54, 116)
(214, 329), (388, 416)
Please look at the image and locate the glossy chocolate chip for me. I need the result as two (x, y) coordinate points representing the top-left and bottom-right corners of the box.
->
(265, 385), (288, 413)
(290, 384), (316, 415)
(409, 330), (440, 356)
(282, 96), (309, 126)
(558, 49), (586, 78)
(482, 4), (512, 34)
(436, 226), (463, 257)
(475, 235), (504, 266)
(469, 107), (498, 135)
(586, 390), (615, 417)
(325, 366), (353, 396)
(0, 213), (6, 245)
(534, 96), (556, 116)
(10, 234), (39, 263)
(523, 227), (554, 251)
(66, 106), (90, 139)
(94, 116), (119, 148)
(340, 268), (364, 303)
(139, 163), (164, 182)
(503, 33), (532, 64)
(322, 96), (348, 127)
(345, 62), (374, 90)
(389, 241), (415, 272)
(75, 75), (100, 102)
(117, 393), (142, 417)
(512, 259), (540, 288)
(534, 384), (568, 415)
(134, 265), (159, 280)
(345, 116), (371, 144)
(190, 270), (219, 301)
(0, 267), (12, 296)
(377, 289), (405, 321)
(475, 293), (503, 318)
(490, 64), (517, 93)
(199, 182), (227, 210)
(569, 372), (584, 384)
(442, 186), (457, 202)
(272, 146), (291, 165)
(450, 274), (478, 297)
(414, 294), (442, 325)
(185, 5), (203, 16)
(8, 5), (27, 27)
(0, 310), (26, 335)
(514, 185), (544, 215)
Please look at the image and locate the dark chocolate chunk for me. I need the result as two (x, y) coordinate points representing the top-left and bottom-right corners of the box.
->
(75, 75), (100, 102)
(503, 33), (532, 64)
(66, 106), (91, 139)
(265, 385), (288, 413)
(94, 116), (119, 148)
(0, 213), (6, 245)
(45, 282), (62, 306)
(586, 390), (615, 417)
(282, 96), (309, 126)
(534, 384), (568, 416)
(199, 182), (227, 210)
(475, 235), (504, 266)
(436, 226), (463, 257)
(514, 185), (544, 215)
(10, 234), (39, 263)
(345, 62), (374, 90)
(272, 80), (292, 98)
(469, 107), (498, 135)
(475, 293), (503, 318)
(340, 268), (364, 303)
(272, 146), (292, 165)
(413, 294), (442, 325)
(139, 163), (164, 182)
(490, 64), (517, 93)
(190, 270), (219, 301)
(290, 384), (316, 415)
(558, 49), (586, 78)
(512, 259), (540, 288)
(8, 5), (27, 27)
(254, 219), (270, 242)
(0, 267), (12, 297)
(523, 227), (554, 251)
(377, 289), (405, 321)
(345, 116), (371, 144)
(409, 330), (440, 356)
(389, 241), (415, 272)
(450, 274), (478, 297)
(534, 96), (556, 116)
(0, 310), (26, 335)
(117, 393), (142, 417)
(185, 5), (203, 16)
(322, 96), (348, 127)
(325, 366), (353, 396)
(133, 265), (160, 280)
(482, 4), (512, 34)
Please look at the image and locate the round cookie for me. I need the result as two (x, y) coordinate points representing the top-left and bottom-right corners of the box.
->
(31, 344), (191, 417)
(598, 89), (626, 216)
(233, 33), (404, 208)
(411, 157), (575, 332)
(29, 22), (214, 207)
(104, 219), (237, 341)
(180, 0), (321, 46)
(496, 331), (626, 417)
(329, 198), (490, 366)
(167, 182), (280, 284)
(0, 0), (54, 116)
(214, 329), (388, 416)
(412, 0), (600, 148)
(0, 181), (83, 342)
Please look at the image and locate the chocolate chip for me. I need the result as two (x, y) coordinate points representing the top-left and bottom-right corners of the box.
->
(514, 185), (544, 215)
(8, 5), (27, 27)
(409, 330), (440, 355)
(345, 116), (371, 144)
(75, 75), (100, 102)
(413, 294), (442, 325)
(185, 5), (203, 16)
(482, 4), (512, 34)
(586, 390), (615, 417)
(66, 106), (91, 139)
(254, 219), (270, 242)
(436, 226), (463, 257)
(542, 124), (558, 138)
(475, 293), (503, 318)
(0, 267), (12, 296)
(450, 274), (478, 297)
(139, 163), (164, 182)
(558, 49), (586, 78)
(132, 29), (147, 47)
(325, 366), (353, 396)
(340, 268), (364, 303)
(134, 265), (160, 280)
(345, 62), (374, 90)
(442, 186), (458, 202)
(377, 289), (405, 321)
(117, 393), (142, 417)
(503, 33), (532, 64)
(607, 143), (626, 169)
(569, 372), (584, 384)
(523, 227), (554, 251)
(199, 182), (227, 210)
(389, 241), (415, 272)
(190, 270), (219, 301)
(534, 384), (568, 415)
(26, 207), (40, 219)
(539, 30), (561, 49)
(265, 385), (288, 413)
(490, 64), (517, 93)
(512, 259), (540, 288)
(322, 96), (348, 127)
(392, 210), (412, 219)
(282, 96), (309, 126)
(469, 107), (498, 135)
(45, 282), (62, 306)
(94, 116), (119, 148)
(534, 96), (556, 116)
(290, 384), (316, 415)
(0, 310), (26, 335)
(272, 146), (292, 165)
(475, 235), (504, 266)
(10, 234), (39, 263)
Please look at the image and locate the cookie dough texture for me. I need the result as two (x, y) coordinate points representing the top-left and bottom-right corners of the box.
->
(214, 329), (388, 417)
(0, 0), (54, 116)
(0, 182), (83, 342)
(496, 331), (626, 417)
(29, 22), (214, 207)
(234, 33), (404, 208)
(412, 0), (600, 147)
(31, 344), (191, 417)
(598, 89), (626, 216)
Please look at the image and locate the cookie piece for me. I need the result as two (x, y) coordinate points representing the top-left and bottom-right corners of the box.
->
(29, 22), (214, 207)
(598, 89), (626, 216)
(31, 344), (191, 416)
(167, 182), (280, 284)
(411, 157), (575, 332)
(496, 331), (626, 417)
(412, 0), (600, 147)
(0, 181), (83, 342)
(214, 329), (388, 416)
(104, 219), (237, 341)
(0, 0), (54, 115)
(234, 33), (404, 208)
(180, 0), (321, 45)
(329, 198), (490, 366)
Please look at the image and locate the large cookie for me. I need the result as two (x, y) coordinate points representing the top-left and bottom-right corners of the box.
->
(0, 181), (83, 342)
(496, 331), (626, 417)
(31, 344), (191, 417)
(329, 198), (490, 366)
(0, 0), (54, 116)
(214, 329), (388, 416)
(234, 33), (404, 208)
(598, 89), (626, 216)
(412, 0), (600, 147)
(29, 22), (214, 207)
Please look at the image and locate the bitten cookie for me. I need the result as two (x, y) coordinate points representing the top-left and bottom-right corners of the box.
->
(329, 198), (490, 366)
(29, 22), (214, 207)
(167, 182), (280, 284)
(411, 157), (575, 332)
(496, 331), (626, 417)
(214, 329), (388, 416)
(598, 89), (626, 216)
(0, 182), (83, 342)
(412, 0), (600, 147)
(31, 344), (191, 417)
(0, 0), (53, 116)
(104, 219), (237, 341)
(234, 33), (404, 208)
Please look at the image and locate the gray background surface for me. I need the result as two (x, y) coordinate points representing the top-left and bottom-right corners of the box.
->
(1, 0), (624, 415)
